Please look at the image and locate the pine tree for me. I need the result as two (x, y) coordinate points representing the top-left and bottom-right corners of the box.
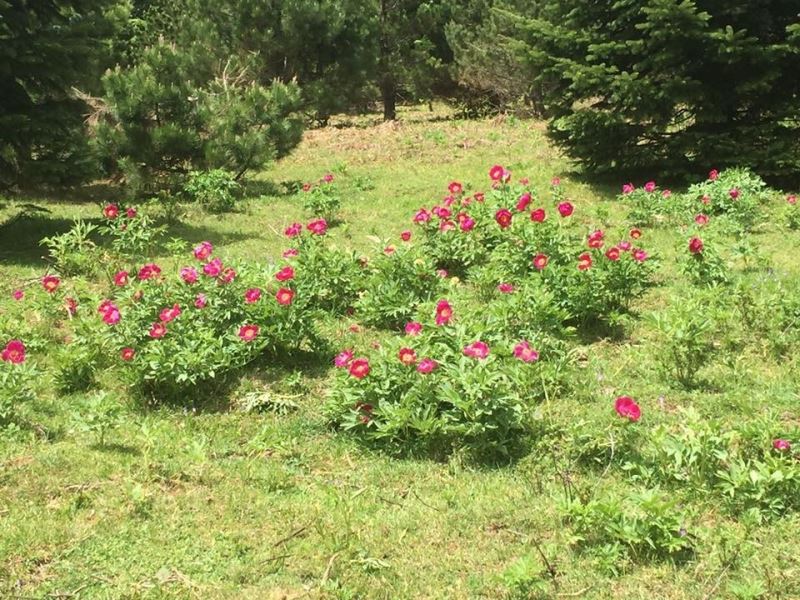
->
(509, 0), (800, 180)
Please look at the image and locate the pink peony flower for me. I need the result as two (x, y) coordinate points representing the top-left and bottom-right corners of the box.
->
(463, 340), (490, 359)
(474, 192), (485, 203)
(618, 241), (632, 251)
(513, 340), (539, 363)
(577, 253), (592, 271)
(138, 263), (161, 281)
(558, 202), (574, 217)
(1, 339), (26, 364)
(435, 299), (453, 326)
(114, 270), (129, 287)
(644, 181), (656, 193)
(239, 324), (260, 342)
(285, 223), (302, 238)
(787, 194), (797, 205)
(709, 169), (719, 181)
(120, 347), (135, 362)
(530, 208), (546, 223)
(398, 347), (417, 366)
(588, 230), (605, 249)
(434, 206), (452, 219)
(694, 214), (709, 226)
(149, 322), (167, 339)
(42, 274), (60, 293)
(701, 194), (711, 205)
(283, 248), (299, 258)
(401, 230), (412, 241)
(349, 357), (370, 379)
(615, 396), (641, 422)
(103, 203), (119, 219)
(194, 293), (207, 309)
(729, 188), (740, 200)
(405, 321), (422, 336)
(533, 254), (549, 271)
(605, 247), (621, 261)
(689, 237), (704, 254)
(203, 258), (222, 277)
(159, 304), (181, 323)
(307, 219), (328, 235)
(632, 248), (648, 262)
(126, 207), (137, 219)
(12, 289), (24, 301)
(662, 189), (672, 198)
(436, 269), (448, 278)
(516, 192), (532, 212)
(275, 266), (295, 281)
(495, 208), (513, 229)
(334, 349), (354, 368)
(180, 267), (198, 284)
(551, 177), (561, 186)
(414, 208), (431, 223)
(244, 288), (262, 304)
(193, 241), (213, 261)
(417, 358), (437, 374)
(489, 165), (505, 181)
(323, 173), (334, 183)
(276, 287), (294, 305)
(622, 183), (635, 194)
(439, 220), (455, 232)
(460, 217), (476, 232)
(219, 267), (236, 284)
(773, 439), (792, 452)
(449, 181), (463, 195)
(497, 282), (515, 293)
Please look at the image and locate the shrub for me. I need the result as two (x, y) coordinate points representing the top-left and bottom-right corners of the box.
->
(301, 175), (342, 222)
(40, 220), (100, 277)
(183, 169), (241, 213)
(0, 340), (36, 423)
(682, 168), (771, 230)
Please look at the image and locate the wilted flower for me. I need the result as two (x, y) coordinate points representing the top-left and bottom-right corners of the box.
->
(588, 230), (605, 249)
(709, 169), (719, 181)
(126, 207), (137, 219)
(618, 241), (632, 251)
(219, 267), (236, 284)
(194, 293), (207, 309)
(282, 248), (299, 258)
(632, 248), (648, 262)
(414, 208), (431, 223)
(65, 297), (78, 317)
(334, 349), (354, 368)
(138, 263), (162, 281)
(614, 396), (641, 422)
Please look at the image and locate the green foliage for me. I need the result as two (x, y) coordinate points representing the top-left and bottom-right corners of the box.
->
(0, 360), (36, 423)
(74, 391), (124, 446)
(301, 177), (341, 222)
(511, 1), (800, 180)
(40, 220), (99, 277)
(183, 170), (242, 213)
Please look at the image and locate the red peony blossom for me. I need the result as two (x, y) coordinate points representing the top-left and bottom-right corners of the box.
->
(348, 323), (361, 333)
(114, 270), (129, 286)
(694, 214), (709, 226)
(126, 207), (137, 219)
(513, 340), (539, 363)
(103, 203), (119, 219)
(180, 267), (198, 284)
(244, 288), (262, 304)
(729, 188), (740, 200)
(449, 181), (463, 195)
(193, 241), (213, 261)
(787, 194), (797, 205)
(632, 248), (648, 262)
(413, 208), (431, 223)
(334, 349), (354, 368)
(284, 223), (302, 238)
(439, 220), (455, 232)
(530, 208), (546, 223)
(629, 228), (642, 240)
(159, 304), (181, 323)
(276, 287), (294, 305)
(194, 294), (207, 309)
(558, 201), (574, 217)
(622, 183), (635, 194)
(435, 299), (453, 326)
(138, 263), (162, 281)
(1, 339), (26, 364)
(474, 192), (485, 203)
(773, 439), (792, 452)
(149, 322), (167, 339)
(203, 258), (222, 278)
(489, 165), (505, 181)
(405, 321), (422, 336)
(605, 247), (621, 261)
(400, 230), (412, 241)
(577, 253), (592, 271)
(460, 216), (476, 232)
(618, 241), (632, 251)
(349, 357), (370, 379)
(709, 169), (719, 181)
(307, 219), (328, 235)
(283, 248), (299, 258)
(516, 192), (532, 212)
(497, 282), (515, 293)
(275, 266), (295, 281)
(120, 347), (135, 361)
(688, 237), (704, 254)
(533, 254), (549, 271)
(98, 300), (120, 325)
(417, 358), (437, 374)
(398, 347), (417, 366)
(587, 230), (605, 249)
(238, 324), (260, 342)
(644, 181), (656, 193)
(615, 396), (641, 422)
(322, 173), (334, 183)
(12, 289), (23, 301)
(662, 189), (672, 198)
(495, 208), (513, 229)
(42, 274), (61, 293)
(463, 340), (490, 359)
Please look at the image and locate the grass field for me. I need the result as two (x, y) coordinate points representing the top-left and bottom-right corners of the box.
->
(2, 106), (800, 599)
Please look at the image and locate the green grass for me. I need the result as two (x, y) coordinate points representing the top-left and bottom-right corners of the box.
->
(2, 105), (800, 599)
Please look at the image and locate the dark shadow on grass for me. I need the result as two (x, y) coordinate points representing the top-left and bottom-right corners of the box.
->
(89, 442), (141, 455)
(9, 182), (125, 205)
(0, 213), (107, 268)
(163, 221), (262, 248)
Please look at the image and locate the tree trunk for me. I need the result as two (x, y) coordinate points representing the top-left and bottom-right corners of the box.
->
(382, 76), (396, 121)
(379, 0), (396, 122)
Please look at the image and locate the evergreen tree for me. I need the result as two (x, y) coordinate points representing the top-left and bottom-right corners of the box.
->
(509, 1), (800, 180)
(0, 0), (122, 188)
